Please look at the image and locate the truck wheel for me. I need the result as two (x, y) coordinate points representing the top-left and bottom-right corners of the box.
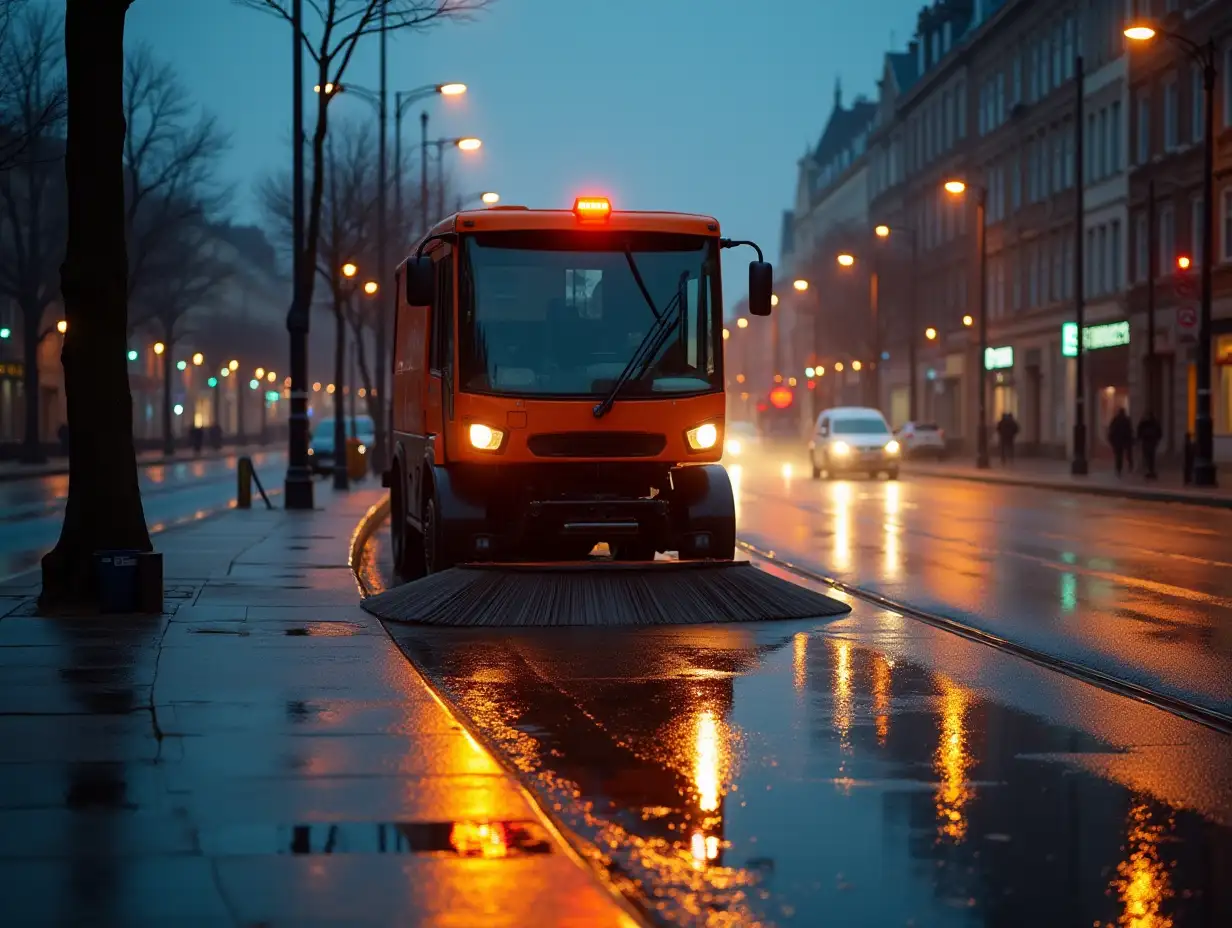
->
(391, 468), (425, 581)
(423, 493), (454, 574)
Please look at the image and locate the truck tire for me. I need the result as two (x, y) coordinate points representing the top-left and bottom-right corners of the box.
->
(672, 464), (736, 561)
(391, 466), (425, 581)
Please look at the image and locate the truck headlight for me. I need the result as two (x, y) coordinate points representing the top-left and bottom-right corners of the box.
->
(468, 423), (504, 451)
(884, 440), (900, 454)
(831, 440), (851, 456)
(686, 422), (719, 451)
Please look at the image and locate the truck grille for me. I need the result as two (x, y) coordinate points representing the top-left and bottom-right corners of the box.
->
(527, 431), (667, 458)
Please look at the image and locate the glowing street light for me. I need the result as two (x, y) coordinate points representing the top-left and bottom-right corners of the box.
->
(220, 367), (230, 377)
(481, 191), (500, 205)
(737, 317), (749, 328)
(456, 137), (482, 152)
(852, 360), (863, 371)
(56, 320), (67, 334)
(874, 224), (891, 238)
(153, 342), (165, 355)
(313, 82), (339, 95)
(835, 362), (845, 372)
(836, 253), (855, 267)
(363, 280), (379, 296)
(192, 352), (204, 366)
(438, 82), (468, 96)
(722, 328), (730, 340)
(228, 359), (239, 371)
(1123, 25), (1157, 41)
(793, 278), (809, 292)
(770, 294), (779, 307)
(266, 370), (277, 382)
(944, 180), (967, 195)
(255, 367), (265, 378)
(341, 262), (358, 278)
(963, 314), (974, 327)
(926, 327), (938, 340)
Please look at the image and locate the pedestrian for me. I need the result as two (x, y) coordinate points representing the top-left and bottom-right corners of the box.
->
(996, 412), (1019, 466)
(1107, 407), (1134, 476)
(1137, 412), (1162, 480)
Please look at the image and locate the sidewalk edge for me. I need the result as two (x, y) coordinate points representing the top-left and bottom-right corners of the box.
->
(911, 467), (1232, 509)
(348, 500), (649, 927)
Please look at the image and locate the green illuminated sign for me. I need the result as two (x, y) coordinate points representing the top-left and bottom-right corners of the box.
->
(984, 346), (1014, 370)
(1061, 320), (1129, 357)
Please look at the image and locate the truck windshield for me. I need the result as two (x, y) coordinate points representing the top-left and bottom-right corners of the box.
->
(458, 231), (720, 398)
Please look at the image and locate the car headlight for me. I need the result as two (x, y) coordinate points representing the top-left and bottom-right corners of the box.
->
(884, 439), (900, 454)
(686, 422), (719, 451)
(468, 422), (504, 451)
(831, 440), (851, 456)
(724, 438), (742, 456)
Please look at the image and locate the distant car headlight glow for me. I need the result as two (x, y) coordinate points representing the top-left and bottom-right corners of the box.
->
(885, 440), (900, 454)
(724, 438), (742, 456)
(831, 440), (851, 456)
(686, 422), (719, 451)
(468, 423), (504, 451)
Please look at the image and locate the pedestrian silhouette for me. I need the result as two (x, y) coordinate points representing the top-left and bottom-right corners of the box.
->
(1137, 412), (1162, 480)
(1107, 408), (1134, 476)
(996, 412), (1019, 466)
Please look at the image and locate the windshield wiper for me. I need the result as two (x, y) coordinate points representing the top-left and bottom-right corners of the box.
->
(593, 270), (688, 419)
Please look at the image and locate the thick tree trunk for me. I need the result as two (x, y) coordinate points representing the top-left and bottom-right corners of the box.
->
(20, 316), (45, 464)
(40, 0), (151, 613)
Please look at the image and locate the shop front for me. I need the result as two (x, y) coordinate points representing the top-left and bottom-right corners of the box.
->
(985, 345), (1016, 432)
(1062, 320), (1131, 458)
(1217, 333), (1232, 451)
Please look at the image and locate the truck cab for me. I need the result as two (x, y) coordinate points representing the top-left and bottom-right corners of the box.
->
(388, 197), (773, 578)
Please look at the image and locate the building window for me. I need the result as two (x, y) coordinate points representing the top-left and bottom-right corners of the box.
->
(1063, 16), (1074, 80)
(1191, 196), (1204, 266)
(1012, 53), (1022, 106)
(1137, 90), (1150, 164)
(1164, 75), (1179, 150)
(1097, 107), (1109, 179)
(1063, 230), (1073, 299)
(1192, 65), (1204, 143)
(1027, 242), (1039, 307)
(956, 81), (966, 137)
(1085, 228), (1096, 298)
(1110, 220), (1121, 291)
(1086, 112), (1097, 180)
(1063, 121), (1074, 188)
(1109, 101), (1121, 173)
(1052, 24), (1063, 88)
(1028, 41), (1039, 102)
(1135, 211), (1149, 282)
(1159, 205), (1175, 272)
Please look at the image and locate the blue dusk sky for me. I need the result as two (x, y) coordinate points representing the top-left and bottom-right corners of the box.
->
(125, 0), (921, 303)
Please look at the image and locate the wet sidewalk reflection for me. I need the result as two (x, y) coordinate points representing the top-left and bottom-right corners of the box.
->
(385, 621), (1232, 927)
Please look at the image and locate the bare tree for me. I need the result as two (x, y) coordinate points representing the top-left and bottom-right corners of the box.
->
(41, 0), (151, 613)
(0, 0), (67, 171)
(0, 1), (66, 462)
(236, 0), (491, 470)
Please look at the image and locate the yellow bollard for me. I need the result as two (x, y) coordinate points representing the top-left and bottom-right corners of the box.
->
(346, 437), (367, 481)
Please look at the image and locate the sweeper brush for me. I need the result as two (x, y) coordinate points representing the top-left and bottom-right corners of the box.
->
(361, 560), (851, 627)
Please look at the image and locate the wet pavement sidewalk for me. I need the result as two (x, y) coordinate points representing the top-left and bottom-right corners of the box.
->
(905, 457), (1232, 508)
(0, 486), (637, 927)
(0, 444), (268, 482)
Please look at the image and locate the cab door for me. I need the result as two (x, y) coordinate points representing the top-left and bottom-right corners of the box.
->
(424, 243), (454, 465)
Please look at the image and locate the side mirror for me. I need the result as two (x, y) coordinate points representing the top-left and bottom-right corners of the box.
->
(405, 256), (434, 305)
(748, 261), (773, 316)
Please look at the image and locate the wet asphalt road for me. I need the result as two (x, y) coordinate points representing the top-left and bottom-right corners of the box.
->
(727, 445), (1232, 717)
(0, 450), (287, 581)
(365, 449), (1232, 927)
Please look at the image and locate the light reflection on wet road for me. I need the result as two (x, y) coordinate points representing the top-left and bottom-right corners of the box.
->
(727, 446), (1232, 716)
(0, 451), (286, 580)
(369, 536), (1232, 927)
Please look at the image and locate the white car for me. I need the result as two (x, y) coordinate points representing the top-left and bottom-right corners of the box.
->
(723, 420), (759, 458)
(309, 414), (376, 474)
(808, 407), (901, 480)
(896, 421), (947, 458)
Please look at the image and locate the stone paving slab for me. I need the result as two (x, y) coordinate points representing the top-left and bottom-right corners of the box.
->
(0, 485), (638, 928)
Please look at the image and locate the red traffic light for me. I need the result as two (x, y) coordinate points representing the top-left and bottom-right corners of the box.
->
(769, 386), (794, 409)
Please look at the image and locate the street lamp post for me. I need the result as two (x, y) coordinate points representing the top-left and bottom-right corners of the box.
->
(1126, 23), (1218, 486)
(420, 110), (429, 233)
(1072, 53), (1089, 476)
(874, 224), (920, 421)
(944, 180), (989, 468)
(285, 0), (314, 509)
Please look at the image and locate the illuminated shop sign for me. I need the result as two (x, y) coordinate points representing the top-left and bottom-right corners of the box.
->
(984, 346), (1014, 370)
(1061, 320), (1129, 357)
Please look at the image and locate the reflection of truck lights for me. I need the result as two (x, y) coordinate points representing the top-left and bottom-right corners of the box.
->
(690, 831), (720, 863)
(450, 821), (509, 857)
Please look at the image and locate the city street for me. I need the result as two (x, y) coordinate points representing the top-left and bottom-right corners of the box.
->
(0, 450), (287, 582)
(362, 450), (1232, 926)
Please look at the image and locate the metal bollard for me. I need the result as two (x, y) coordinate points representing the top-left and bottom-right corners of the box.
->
(237, 456), (252, 509)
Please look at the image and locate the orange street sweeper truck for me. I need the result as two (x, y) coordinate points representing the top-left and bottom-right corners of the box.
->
(384, 196), (774, 579)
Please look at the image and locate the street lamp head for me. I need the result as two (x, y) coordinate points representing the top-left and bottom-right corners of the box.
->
(722, 328), (730, 340)
(56, 320), (67, 334)
(962, 314), (974, 327)
(228, 359), (239, 371)
(793, 278), (809, 291)
(341, 262), (358, 278)
(1124, 25), (1157, 41)
(267, 371), (277, 382)
(363, 280), (379, 296)
(737, 317), (750, 328)
(255, 367), (265, 378)
(313, 82), (339, 95)
(874, 224), (891, 238)
(438, 82), (467, 96)
(481, 191), (500, 205)
(456, 137), (482, 151)
(192, 352), (204, 366)
(836, 253), (855, 267)
(852, 360), (863, 371)
(925, 326), (938, 340)
(769, 294), (778, 307)
(835, 362), (844, 372)
(944, 180), (967, 195)
(153, 341), (165, 355)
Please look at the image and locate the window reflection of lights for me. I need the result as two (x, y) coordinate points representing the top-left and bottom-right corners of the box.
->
(832, 641), (852, 752)
(694, 710), (720, 813)
(705, 835), (719, 860)
(871, 653), (892, 745)
(690, 830), (707, 865)
(933, 679), (972, 843)
(1111, 800), (1174, 928)
(793, 631), (808, 693)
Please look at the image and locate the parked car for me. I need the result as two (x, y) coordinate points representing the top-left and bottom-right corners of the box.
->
(896, 421), (947, 458)
(808, 406), (900, 480)
(309, 415), (376, 475)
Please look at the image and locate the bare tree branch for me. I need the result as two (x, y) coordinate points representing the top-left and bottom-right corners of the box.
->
(0, 1), (67, 172)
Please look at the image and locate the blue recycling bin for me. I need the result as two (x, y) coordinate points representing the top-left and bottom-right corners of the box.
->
(95, 550), (141, 614)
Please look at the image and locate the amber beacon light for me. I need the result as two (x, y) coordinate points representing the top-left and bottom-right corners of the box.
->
(573, 196), (612, 220)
